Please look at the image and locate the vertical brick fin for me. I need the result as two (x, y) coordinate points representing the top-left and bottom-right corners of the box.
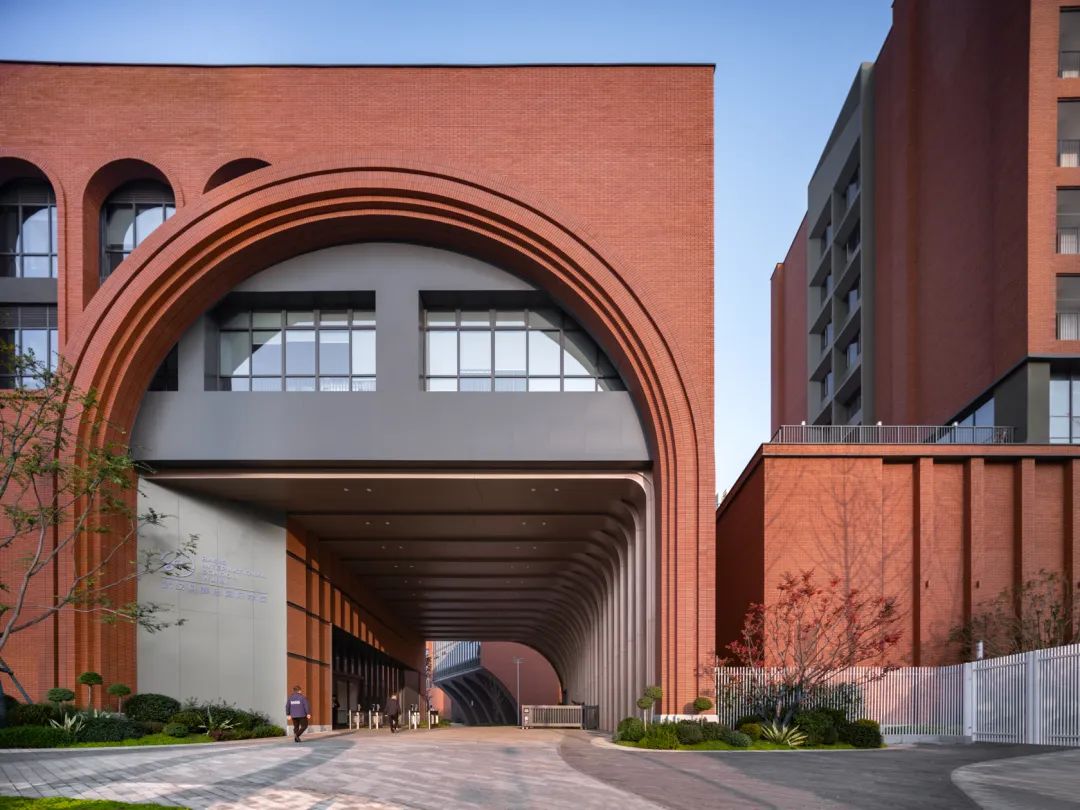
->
(913, 458), (933, 665)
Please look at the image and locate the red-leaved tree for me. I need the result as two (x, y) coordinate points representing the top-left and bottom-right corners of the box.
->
(725, 570), (903, 725)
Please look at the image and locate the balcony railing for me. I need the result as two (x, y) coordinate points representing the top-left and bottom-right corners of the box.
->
(1058, 226), (1080, 254)
(771, 424), (1015, 445)
(1059, 311), (1080, 340)
(1061, 140), (1080, 167)
(1062, 51), (1080, 78)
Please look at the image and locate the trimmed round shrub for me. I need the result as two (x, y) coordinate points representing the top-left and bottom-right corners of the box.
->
(722, 729), (752, 748)
(640, 723), (679, 750)
(693, 696), (714, 713)
(9, 702), (57, 727)
(738, 722), (762, 741)
(793, 709), (836, 745)
(168, 709), (207, 729)
(46, 688), (75, 706)
(138, 720), (166, 735)
(616, 716), (645, 743)
(251, 724), (286, 738)
(841, 718), (883, 748)
(675, 720), (704, 745)
(77, 714), (143, 743)
(635, 696), (654, 711)
(643, 685), (663, 701)
(0, 725), (72, 748)
(124, 693), (181, 723)
(822, 725), (840, 745)
(816, 707), (848, 727)
(701, 721), (726, 741)
(164, 723), (189, 738)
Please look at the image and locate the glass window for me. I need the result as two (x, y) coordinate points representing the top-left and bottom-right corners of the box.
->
(1050, 375), (1080, 443)
(0, 181), (58, 279)
(0, 305), (58, 389)
(100, 180), (174, 281)
(421, 303), (625, 392)
(218, 306), (375, 392)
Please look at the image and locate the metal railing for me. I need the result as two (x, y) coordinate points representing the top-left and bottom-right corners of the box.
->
(1058, 226), (1080, 254)
(521, 704), (583, 728)
(715, 643), (1080, 745)
(1059, 311), (1080, 340)
(1062, 51), (1080, 78)
(1061, 140), (1080, 168)
(771, 424), (1015, 445)
(432, 640), (481, 682)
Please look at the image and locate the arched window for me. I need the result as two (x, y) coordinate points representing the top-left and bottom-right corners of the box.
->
(101, 180), (174, 281)
(0, 180), (57, 278)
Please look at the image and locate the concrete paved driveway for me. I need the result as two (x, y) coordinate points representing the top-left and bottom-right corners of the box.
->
(2, 726), (1078, 809)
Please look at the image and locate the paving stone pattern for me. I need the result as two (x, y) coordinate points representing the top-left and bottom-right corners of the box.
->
(0, 728), (660, 809)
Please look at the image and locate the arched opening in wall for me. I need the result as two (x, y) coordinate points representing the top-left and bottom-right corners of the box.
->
(128, 242), (658, 732)
(0, 158), (58, 280)
(203, 158), (271, 193)
(82, 159), (177, 300)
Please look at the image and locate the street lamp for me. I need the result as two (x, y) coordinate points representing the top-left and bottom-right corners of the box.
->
(513, 656), (524, 728)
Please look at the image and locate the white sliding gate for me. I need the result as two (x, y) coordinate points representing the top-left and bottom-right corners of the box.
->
(715, 643), (1080, 746)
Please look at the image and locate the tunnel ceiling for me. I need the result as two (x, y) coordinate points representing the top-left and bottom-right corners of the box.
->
(147, 471), (646, 645)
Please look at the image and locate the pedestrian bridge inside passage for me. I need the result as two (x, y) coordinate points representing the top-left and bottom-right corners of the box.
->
(131, 243), (658, 731)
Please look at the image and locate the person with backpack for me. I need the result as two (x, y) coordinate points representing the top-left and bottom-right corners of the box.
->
(286, 685), (312, 743)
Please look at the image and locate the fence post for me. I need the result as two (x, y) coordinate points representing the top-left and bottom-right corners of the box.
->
(1024, 650), (1038, 744)
(962, 662), (974, 739)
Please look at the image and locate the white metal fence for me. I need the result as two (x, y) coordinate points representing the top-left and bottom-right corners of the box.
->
(521, 705), (582, 728)
(715, 643), (1080, 746)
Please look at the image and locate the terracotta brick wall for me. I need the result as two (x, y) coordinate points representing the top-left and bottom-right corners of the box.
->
(718, 445), (1080, 666)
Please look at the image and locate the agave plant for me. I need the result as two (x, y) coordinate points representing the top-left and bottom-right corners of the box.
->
(49, 712), (86, 736)
(760, 721), (808, 748)
(205, 707), (236, 733)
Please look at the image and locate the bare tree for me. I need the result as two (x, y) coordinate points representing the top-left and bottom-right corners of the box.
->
(0, 347), (195, 712)
(725, 569), (903, 725)
(951, 569), (1079, 658)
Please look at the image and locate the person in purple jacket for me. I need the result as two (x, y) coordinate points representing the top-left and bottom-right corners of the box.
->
(286, 685), (312, 743)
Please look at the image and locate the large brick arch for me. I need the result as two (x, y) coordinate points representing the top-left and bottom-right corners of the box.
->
(62, 160), (713, 711)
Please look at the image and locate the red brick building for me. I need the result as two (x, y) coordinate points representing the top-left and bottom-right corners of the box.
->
(724, 0), (1080, 666)
(0, 63), (715, 727)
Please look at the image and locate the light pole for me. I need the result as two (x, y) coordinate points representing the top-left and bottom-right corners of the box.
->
(513, 656), (524, 728)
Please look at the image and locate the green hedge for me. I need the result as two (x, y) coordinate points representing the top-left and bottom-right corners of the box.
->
(700, 721), (726, 741)
(123, 694), (181, 724)
(163, 723), (189, 738)
(9, 703), (58, 727)
(78, 715), (144, 743)
(640, 723), (679, 750)
(0, 725), (73, 748)
(674, 721), (703, 745)
(615, 716), (645, 742)
(722, 729), (752, 748)
(840, 718), (883, 748)
(251, 724), (286, 738)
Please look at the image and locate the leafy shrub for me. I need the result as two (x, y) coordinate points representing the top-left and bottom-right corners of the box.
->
(701, 721), (726, 741)
(643, 685), (663, 701)
(793, 709), (837, 745)
(822, 725), (839, 745)
(760, 722), (808, 748)
(124, 693), (181, 723)
(251, 724), (286, 738)
(675, 720), (704, 745)
(640, 723), (679, 750)
(738, 722), (762, 741)
(78, 713), (143, 743)
(49, 712), (85, 737)
(9, 702), (57, 727)
(635, 696), (654, 710)
(693, 696), (714, 713)
(841, 718), (882, 748)
(734, 714), (763, 729)
(721, 729), (752, 748)
(0, 725), (72, 747)
(138, 720), (165, 735)
(164, 723), (188, 738)
(168, 710), (207, 730)
(107, 683), (132, 711)
(46, 687), (75, 706)
(616, 716), (645, 742)
(815, 706), (849, 727)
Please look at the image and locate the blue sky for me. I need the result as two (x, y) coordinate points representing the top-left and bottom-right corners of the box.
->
(1, 0), (894, 492)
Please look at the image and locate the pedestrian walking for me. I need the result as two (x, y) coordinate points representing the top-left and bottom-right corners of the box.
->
(386, 692), (401, 733)
(286, 685), (312, 743)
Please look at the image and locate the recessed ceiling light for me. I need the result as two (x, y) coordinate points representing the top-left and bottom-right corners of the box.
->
(385, 521), (391, 526)
(381, 545), (386, 550)
(343, 487), (350, 492)
(365, 487), (373, 493)
(521, 521), (527, 526)
(530, 487), (537, 492)
(553, 487), (560, 492)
